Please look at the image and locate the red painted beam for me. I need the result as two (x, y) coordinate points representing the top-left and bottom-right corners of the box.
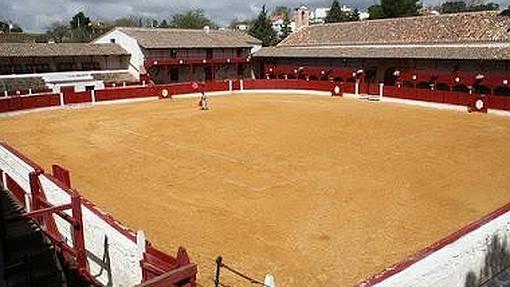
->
(24, 203), (72, 219)
(136, 264), (197, 287)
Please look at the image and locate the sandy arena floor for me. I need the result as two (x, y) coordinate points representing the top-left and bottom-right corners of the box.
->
(1, 94), (510, 286)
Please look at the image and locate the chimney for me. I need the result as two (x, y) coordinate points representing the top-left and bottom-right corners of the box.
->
(294, 5), (310, 30)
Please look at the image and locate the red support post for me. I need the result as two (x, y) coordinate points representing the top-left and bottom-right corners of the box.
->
(71, 191), (88, 274)
(52, 164), (71, 189)
(29, 171), (42, 223)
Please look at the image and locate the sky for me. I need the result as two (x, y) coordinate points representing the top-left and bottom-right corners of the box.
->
(0, 0), (508, 32)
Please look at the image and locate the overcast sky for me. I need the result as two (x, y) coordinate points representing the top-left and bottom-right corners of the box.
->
(0, 0), (508, 32)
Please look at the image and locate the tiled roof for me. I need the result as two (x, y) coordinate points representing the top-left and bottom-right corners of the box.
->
(117, 27), (262, 49)
(255, 44), (510, 60)
(279, 11), (510, 47)
(0, 43), (129, 58)
(255, 11), (510, 60)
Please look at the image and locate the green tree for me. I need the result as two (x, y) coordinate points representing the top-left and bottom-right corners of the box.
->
(440, 0), (499, 13)
(46, 21), (70, 42)
(159, 19), (169, 28)
(169, 9), (217, 29)
(248, 5), (277, 46)
(325, 1), (359, 23)
(368, 0), (420, 19)
(279, 13), (292, 42)
(368, 5), (385, 19)
(350, 8), (361, 21)
(325, 0), (346, 23)
(0, 21), (23, 33)
(70, 12), (91, 30)
(440, 1), (468, 13)
(381, 0), (421, 18)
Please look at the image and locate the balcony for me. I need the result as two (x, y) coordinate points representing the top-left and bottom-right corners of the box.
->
(144, 56), (252, 69)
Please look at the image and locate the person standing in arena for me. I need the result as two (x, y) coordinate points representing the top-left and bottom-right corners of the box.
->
(193, 81), (209, 110)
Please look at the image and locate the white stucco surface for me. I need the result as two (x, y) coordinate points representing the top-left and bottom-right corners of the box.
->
(94, 29), (144, 79)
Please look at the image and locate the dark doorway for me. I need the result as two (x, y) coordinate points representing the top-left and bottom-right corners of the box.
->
(383, 67), (397, 85)
(206, 49), (213, 59)
(365, 67), (378, 95)
(170, 68), (179, 82)
(205, 66), (213, 81)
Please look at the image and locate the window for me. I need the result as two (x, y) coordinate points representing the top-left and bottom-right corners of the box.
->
(110, 38), (116, 43)
(170, 68), (179, 82)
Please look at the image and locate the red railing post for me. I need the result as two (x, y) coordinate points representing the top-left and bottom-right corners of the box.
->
(71, 191), (88, 273)
(29, 171), (42, 219)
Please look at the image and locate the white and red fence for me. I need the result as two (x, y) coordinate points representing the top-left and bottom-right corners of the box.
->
(2, 79), (510, 114)
(0, 142), (197, 287)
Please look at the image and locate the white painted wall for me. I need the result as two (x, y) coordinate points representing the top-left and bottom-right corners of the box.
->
(362, 211), (510, 287)
(0, 144), (144, 287)
(94, 29), (144, 80)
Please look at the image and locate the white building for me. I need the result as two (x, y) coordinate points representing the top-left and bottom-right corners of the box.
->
(94, 27), (262, 84)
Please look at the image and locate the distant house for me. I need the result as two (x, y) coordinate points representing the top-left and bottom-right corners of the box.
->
(0, 42), (132, 93)
(94, 27), (262, 84)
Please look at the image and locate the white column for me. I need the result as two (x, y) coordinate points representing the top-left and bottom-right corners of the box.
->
(240, 80), (244, 91)
(379, 83), (384, 98)
(355, 80), (360, 96)
(59, 92), (65, 106)
(136, 230), (146, 255)
(229, 80), (233, 92)
(29, 88), (32, 95)
(91, 90), (96, 104)
(24, 194), (31, 212)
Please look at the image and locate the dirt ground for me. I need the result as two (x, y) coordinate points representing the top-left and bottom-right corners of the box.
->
(1, 94), (510, 286)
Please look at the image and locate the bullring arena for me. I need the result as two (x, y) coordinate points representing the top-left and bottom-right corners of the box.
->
(1, 91), (510, 286)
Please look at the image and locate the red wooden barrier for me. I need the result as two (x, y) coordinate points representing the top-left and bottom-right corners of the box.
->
(0, 93), (60, 113)
(487, 95), (510, 111)
(64, 90), (92, 104)
(205, 81), (229, 92)
(243, 79), (334, 92)
(6, 175), (25, 207)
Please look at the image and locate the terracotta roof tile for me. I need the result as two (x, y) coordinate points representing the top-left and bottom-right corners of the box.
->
(118, 27), (262, 49)
(0, 43), (129, 58)
(279, 11), (510, 47)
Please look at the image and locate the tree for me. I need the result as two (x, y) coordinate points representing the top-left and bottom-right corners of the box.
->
(169, 9), (217, 29)
(46, 21), (69, 42)
(368, 5), (385, 19)
(159, 19), (169, 28)
(350, 9), (361, 21)
(381, 0), (421, 18)
(70, 12), (91, 30)
(0, 21), (23, 33)
(367, 0), (420, 19)
(440, 0), (499, 13)
(440, 1), (468, 13)
(325, 0), (345, 23)
(279, 13), (292, 42)
(325, 1), (359, 23)
(249, 5), (277, 47)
